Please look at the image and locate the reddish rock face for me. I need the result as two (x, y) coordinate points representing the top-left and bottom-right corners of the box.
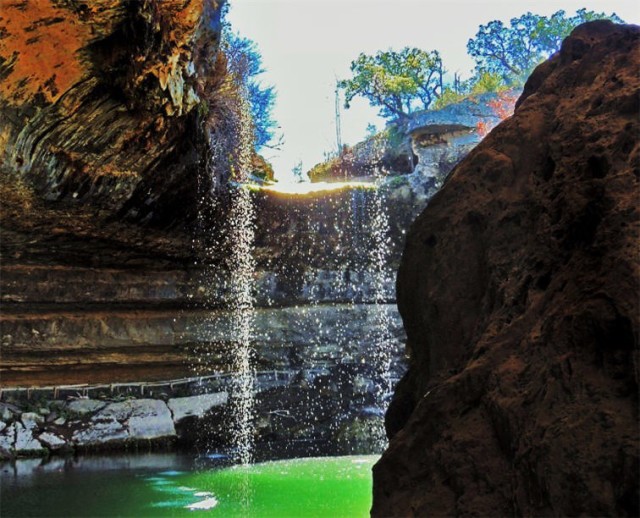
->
(373, 21), (639, 517)
(0, 0), (223, 225)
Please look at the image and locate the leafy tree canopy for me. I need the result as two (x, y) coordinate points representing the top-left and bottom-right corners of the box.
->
(223, 29), (280, 150)
(467, 9), (624, 83)
(338, 47), (444, 122)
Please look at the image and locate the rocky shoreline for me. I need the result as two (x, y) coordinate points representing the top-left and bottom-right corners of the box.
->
(0, 358), (401, 460)
(0, 393), (226, 459)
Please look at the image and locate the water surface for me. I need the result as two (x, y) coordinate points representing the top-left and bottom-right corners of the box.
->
(1, 453), (377, 517)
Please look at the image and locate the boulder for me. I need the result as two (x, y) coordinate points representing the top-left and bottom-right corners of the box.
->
(125, 400), (176, 440)
(71, 399), (175, 446)
(38, 432), (66, 450)
(73, 418), (129, 446)
(0, 423), (16, 458)
(21, 412), (44, 428)
(167, 393), (228, 423)
(95, 399), (175, 440)
(14, 422), (46, 456)
(67, 399), (107, 416)
(373, 21), (639, 517)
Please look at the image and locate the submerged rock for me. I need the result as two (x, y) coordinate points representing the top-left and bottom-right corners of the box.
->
(373, 21), (639, 517)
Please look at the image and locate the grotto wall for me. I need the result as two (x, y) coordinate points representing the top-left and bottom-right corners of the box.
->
(0, 0), (223, 226)
(0, 0), (223, 384)
(373, 21), (639, 517)
(0, 0), (409, 458)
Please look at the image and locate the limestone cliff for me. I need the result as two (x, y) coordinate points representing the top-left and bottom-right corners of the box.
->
(307, 92), (515, 185)
(0, 0), (221, 384)
(0, 0), (223, 226)
(373, 21), (639, 516)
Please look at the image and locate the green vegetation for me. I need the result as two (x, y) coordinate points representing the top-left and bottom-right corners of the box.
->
(223, 29), (281, 150)
(307, 153), (344, 182)
(468, 9), (624, 84)
(338, 48), (444, 122)
(341, 9), (624, 120)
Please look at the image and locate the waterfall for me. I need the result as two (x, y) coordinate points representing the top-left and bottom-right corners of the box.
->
(197, 82), (257, 465)
(226, 90), (258, 466)
(227, 183), (257, 465)
(366, 172), (393, 450)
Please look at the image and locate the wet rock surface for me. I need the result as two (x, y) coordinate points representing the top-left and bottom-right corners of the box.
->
(373, 22), (640, 517)
(1, 180), (406, 387)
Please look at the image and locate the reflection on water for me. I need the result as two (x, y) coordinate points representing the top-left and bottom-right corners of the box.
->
(1, 453), (377, 517)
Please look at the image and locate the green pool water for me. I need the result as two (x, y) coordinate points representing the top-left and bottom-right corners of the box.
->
(1, 454), (378, 517)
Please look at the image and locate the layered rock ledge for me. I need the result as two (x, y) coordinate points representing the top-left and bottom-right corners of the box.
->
(373, 21), (639, 517)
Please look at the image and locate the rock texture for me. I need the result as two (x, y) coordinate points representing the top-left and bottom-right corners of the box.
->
(0, 0), (223, 224)
(307, 91), (516, 186)
(0, 2), (412, 392)
(1, 183), (406, 387)
(373, 21), (639, 517)
(0, 393), (227, 458)
(0, 0), (222, 383)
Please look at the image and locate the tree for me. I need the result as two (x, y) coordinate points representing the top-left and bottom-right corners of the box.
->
(536, 9), (624, 55)
(467, 9), (624, 83)
(338, 47), (444, 122)
(291, 161), (304, 183)
(470, 71), (508, 94)
(222, 29), (281, 150)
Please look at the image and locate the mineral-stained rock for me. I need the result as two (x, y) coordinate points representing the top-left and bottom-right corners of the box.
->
(0, 0), (227, 387)
(0, 0), (224, 225)
(373, 21), (639, 517)
(167, 393), (228, 423)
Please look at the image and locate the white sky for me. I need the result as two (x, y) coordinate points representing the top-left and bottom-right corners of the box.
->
(227, 0), (639, 181)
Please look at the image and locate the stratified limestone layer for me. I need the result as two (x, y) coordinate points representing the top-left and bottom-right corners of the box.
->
(373, 21), (639, 517)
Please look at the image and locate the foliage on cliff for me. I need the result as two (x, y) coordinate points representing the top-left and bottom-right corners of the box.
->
(222, 28), (279, 150)
(338, 48), (444, 121)
(340, 9), (624, 125)
(307, 127), (413, 182)
(468, 8), (624, 83)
